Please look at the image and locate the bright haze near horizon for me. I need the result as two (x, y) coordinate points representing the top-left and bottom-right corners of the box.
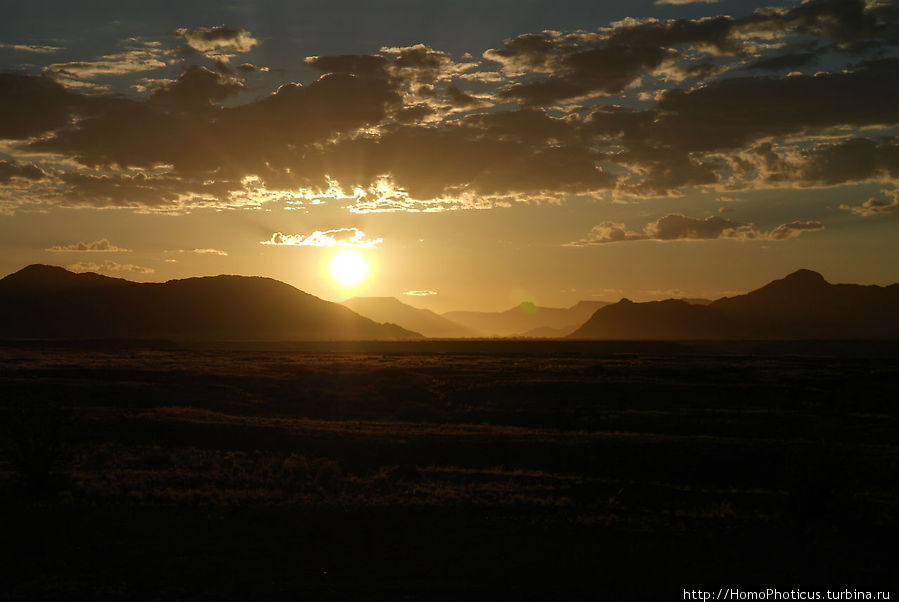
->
(1, 0), (898, 312)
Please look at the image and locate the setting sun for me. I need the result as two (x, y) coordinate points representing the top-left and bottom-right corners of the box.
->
(329, 249), (369, 287)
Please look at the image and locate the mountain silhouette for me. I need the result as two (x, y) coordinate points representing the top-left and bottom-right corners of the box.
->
(443, 300), (610, 337)
(0, 265), (421, 341)
(709, 269), (899, 338)
(570, 270), (899, 340)
(341, 296), (476, 338)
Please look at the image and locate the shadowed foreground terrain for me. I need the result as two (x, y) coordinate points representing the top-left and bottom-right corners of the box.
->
(1, 340), (896, 600)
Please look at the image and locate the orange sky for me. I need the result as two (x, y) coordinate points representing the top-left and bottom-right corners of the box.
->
(2, 0), (898, 311)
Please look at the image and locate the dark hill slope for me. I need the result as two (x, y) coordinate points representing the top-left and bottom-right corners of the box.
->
(444, 300), (610, 337)
(569, 298), (739, 340)
(570, 270), (899, 340)
(342, 297), (475, 338)
(0, 265), (420, 340)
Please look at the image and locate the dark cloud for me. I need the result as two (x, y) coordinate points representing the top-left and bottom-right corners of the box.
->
(765, 220), (825, 240)
(605, 15), (740, 55)
(841, 191), (899, 216)
(795, 137), (899, 186)
(0, 73), (85, 139)
(28, 71), (401, 175)
(764, 0), (881, 43)
(149, 65), (243, 112)
(498, 44), (675, 105)
(305, 54), (391, 78)
(0, 159), (45, 184)
(483, 32), (560, 74)
(739, 51), (819, 72)
(566, 214), (823, 245)
(309, 125), (616, 201)
(392, 103), (435, 123)
(54, 172), (237, 210)
(619, 154), (721, 197)
(457, 108), (576, 144)
(648, 214), (748, 239)
(444, 84), (479, 108)
(177, 27), (258, 53)
(4, 0), (899, 213)
(652, 58), (899, 152)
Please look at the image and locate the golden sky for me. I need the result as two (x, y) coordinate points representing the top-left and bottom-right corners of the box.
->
(1, 0), (898, 311)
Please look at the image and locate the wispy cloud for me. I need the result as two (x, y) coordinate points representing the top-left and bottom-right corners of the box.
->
(654, 0), (718, 5)
(46, 239), (131, 252)
(0, 43), (63, 54)
(403, 290), (438, 296)
(66, 260), (154, 274)
(43, 42), (168, 86)
(841, 191), (899, 217)
(192, 248), (228, 255)
(565, 215), (824, 245)
(261, 228), (383, 248)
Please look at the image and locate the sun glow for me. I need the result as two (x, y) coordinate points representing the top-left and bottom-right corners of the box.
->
(329, 249), (370, 287)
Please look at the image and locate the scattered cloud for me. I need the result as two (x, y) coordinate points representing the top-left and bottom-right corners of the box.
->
(841, 191), (899, 216)
(192, 248), (228, 255)
(46, 239), (131, 252)
(0, 43), (63, 53)
(565, 214), (824, 245)
(0, 160), (45, 184)
(43, 42), (168, 86)
(66, 260), (154, 274)
(403, 290), (438, 296)
(1, 0), (899, 219)
(261, 228), (383, 248)
(177, 27), (258, 53)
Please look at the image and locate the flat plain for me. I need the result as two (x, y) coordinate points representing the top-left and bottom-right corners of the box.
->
(1, 340), (897, 600)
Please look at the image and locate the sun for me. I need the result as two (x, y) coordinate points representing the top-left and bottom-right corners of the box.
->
(329, 249), (369, 287)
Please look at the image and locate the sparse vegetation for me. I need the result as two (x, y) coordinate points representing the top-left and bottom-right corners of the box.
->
(0, 340), (896, 599)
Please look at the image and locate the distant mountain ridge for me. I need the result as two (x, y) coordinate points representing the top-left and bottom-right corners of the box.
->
(0, 265), (421, 341)
(570, 270), (899, 340)
(341, 296), (476, 338)
(443, 300), (611, 337)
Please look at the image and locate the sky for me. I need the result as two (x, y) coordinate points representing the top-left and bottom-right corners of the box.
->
(1, 0), (898, 312)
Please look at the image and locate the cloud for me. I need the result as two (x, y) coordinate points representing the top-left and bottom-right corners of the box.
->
(794, 137), (899, 186)
(403, 290), (438, 296)
(3, 0), (899, 213)
(651, 59), (899, 153)
(261, 228), (383, 248)
(28, 72), (402, 180)
(50, 172), (236, 211)
(739, 51), (818, 72)
(566, 214), (823, 245)
(763, 220), (825, 240)
(655, 0), (719, 4)
(0, 72), (85, 140)
(192, 248), (228, 255)
(496, 43), (676, 105)
(177, 27), (259, 53)
(46, 239), (131, 252)
(841, 191), (899, 216)
(305, 54), (391, 78)
(43, 43), (168, 85)
(66, 260), (154, 274)
(0, 43), (63, 53)
(0, 160), (45, 184)
(149, 65), (244, 112)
